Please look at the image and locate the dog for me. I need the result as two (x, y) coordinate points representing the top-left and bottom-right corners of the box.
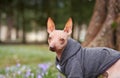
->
(47, 17), (120, 78)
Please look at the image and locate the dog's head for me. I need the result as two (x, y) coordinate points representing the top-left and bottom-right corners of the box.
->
(47, 17), (73, 52)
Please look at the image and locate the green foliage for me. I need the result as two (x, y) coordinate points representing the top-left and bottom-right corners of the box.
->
(111, 21), (118, 29)
(71, 0), (95, 24)
(0, 0), (95, 31)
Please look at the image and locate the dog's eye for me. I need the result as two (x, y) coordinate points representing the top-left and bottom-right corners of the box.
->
(60, 38), (65, 44)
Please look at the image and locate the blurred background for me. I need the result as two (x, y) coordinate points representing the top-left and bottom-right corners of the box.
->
(0, 0), (120, 78)
(0, 0), (94, 43)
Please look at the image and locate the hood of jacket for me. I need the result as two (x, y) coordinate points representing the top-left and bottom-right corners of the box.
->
(58, 38), (82, 65)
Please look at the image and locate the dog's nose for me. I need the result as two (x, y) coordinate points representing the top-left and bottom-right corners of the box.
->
(50, 46), (56, 52)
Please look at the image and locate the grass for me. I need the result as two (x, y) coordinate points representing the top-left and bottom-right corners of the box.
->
(0, 44), (56, 68)
(0, 45), (65, 78)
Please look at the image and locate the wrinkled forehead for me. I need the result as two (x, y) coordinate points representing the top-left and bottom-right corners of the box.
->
(49, 30), (67, 38)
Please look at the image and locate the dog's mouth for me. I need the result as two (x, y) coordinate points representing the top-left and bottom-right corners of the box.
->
(49, 47), (56, 52)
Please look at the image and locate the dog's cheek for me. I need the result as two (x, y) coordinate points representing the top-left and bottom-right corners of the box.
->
(56, 44), (63, 50)
(60, 41), (67, 49)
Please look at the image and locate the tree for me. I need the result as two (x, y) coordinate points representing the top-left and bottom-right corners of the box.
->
(116, 13), (120, 50)
(82, 0), (120, 51)
(71, 0), (95, 24)
(0, 0), (95, 43)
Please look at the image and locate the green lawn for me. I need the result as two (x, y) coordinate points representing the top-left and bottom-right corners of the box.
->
(0, 44), (56, 68)
(0, 45), (66, 78)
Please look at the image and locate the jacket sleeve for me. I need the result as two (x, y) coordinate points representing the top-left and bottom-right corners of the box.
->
(65, 59), (84, 78)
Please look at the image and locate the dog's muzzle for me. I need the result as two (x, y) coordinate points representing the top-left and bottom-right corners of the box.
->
(49, 46), (56, 52)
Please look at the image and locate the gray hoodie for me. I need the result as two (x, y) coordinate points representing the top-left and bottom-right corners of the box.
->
(56, 38), (120, 78)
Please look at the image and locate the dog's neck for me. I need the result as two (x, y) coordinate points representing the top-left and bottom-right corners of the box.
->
(56, 48), (65, 60)
(56, 38), (69, 60)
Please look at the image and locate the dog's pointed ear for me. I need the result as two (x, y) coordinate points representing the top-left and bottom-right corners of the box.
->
(64, 18), (73, 35)
(47, 17), (55, 33)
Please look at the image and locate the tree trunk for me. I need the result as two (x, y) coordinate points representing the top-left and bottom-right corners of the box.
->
(6, 13), (14, 40)
(82, 0), (120, 50)
(22, 11), (26, 44)
(16, 12), (19, 39)
(82, 0), (107, 46)
(115, 0), (120, 51)
(0, 12), (1, 43)
(116, 14), (120, 50)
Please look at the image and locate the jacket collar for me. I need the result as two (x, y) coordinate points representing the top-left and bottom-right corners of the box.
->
(56, 38), (82, 65)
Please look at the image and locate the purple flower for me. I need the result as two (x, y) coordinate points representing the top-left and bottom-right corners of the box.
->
(17, 70), (21, 75)
(25, 69), (31, 77)
(0, 75), (5, 78)
(57, 73), (62, 78)
(37, 74), (42, 78)
(26, 72), (31, 77)
(16, 63), (21, 67)
(38, 63), (51, 73)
